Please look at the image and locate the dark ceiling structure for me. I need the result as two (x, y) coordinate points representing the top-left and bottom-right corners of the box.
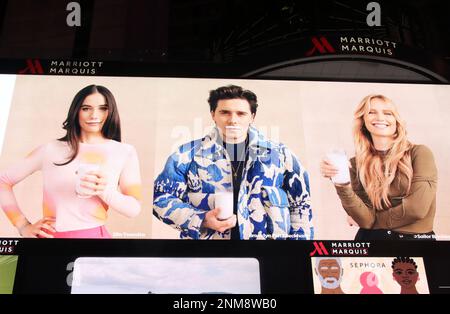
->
(0, 0), (448, 81)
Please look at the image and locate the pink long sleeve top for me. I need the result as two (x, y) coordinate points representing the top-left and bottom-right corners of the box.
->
(0, 139), (142, 232)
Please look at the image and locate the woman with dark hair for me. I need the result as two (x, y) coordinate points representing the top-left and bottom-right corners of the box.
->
(391, 257), (420, 294)
(0, 85), (142, 238)
(320, 94), (437, 241)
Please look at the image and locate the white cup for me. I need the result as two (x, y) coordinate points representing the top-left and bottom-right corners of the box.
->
(326, 150), (350, 184)
(214, 192), (234, 220)
(75, 163), (100, 198)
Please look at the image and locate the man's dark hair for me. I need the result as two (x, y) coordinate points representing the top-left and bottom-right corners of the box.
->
(391, 257), (417, 269)
(208, 85), (258, 114)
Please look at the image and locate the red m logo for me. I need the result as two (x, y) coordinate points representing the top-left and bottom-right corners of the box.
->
(18, 59), (44, 74)
(309, 241), (329, 256)
(305, 36), (335, 56)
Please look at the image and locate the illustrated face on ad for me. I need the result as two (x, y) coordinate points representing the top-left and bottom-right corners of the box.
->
(392, 262), (419, 289)
(316, 258), (343, 289)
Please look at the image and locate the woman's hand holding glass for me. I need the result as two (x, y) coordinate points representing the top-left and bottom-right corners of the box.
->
(320, 157), (351, 186)
(78, 170), (108, 197)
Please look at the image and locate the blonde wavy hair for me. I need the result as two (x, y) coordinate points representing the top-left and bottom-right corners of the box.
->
(353, 95), (413, 210)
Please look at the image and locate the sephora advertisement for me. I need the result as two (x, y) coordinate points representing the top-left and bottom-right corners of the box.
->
(311, 256), (429, 294)
(0, 74), (449, 240)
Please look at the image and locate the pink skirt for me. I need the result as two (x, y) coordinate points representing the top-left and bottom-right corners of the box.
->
(44, 225), (111, 239)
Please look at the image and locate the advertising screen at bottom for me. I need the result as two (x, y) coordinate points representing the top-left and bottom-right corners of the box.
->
(71, 257), (260, 294)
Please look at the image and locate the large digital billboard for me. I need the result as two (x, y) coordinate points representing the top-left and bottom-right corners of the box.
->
(1, 75), (449, 241)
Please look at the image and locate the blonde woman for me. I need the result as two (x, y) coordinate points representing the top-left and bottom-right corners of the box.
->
(320, 95), (437, 240)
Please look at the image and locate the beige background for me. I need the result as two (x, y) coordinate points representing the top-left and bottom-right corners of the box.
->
(1, 77), (448, 240)
(301, 81), (450, 239)
(0, 75), (157, 238)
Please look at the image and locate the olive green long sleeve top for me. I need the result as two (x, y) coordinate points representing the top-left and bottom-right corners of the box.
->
(335, 145), (437, 234)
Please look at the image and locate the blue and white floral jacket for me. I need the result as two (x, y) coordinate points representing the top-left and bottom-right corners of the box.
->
(153, 126), (314, 240)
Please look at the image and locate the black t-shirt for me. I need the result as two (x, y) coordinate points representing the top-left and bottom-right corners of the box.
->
(222, 138), (248, 240)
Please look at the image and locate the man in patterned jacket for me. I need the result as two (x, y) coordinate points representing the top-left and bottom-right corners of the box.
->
(153, 85), (314, 240)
